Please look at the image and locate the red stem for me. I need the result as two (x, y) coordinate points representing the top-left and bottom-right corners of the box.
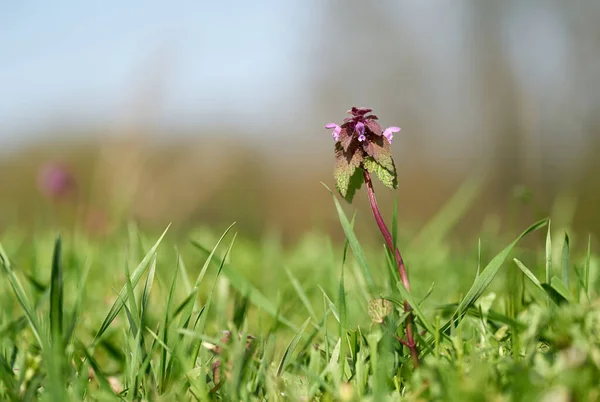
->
(363, 170), (419, 367)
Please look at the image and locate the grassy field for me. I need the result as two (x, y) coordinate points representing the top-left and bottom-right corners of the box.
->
(0, 190), (598, 401)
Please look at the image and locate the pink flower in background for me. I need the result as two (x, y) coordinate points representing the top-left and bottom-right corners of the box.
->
(37, 163), (77, 200)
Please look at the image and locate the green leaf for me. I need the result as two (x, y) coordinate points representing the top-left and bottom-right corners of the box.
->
(285, 267), (317, 322)
(561, 233), (570, 287)
(49, 237), (64, 346)
(392, 283), (436, 337)
(513, 258), (544, 292)
(277, 317), (311, 376)
(0, 242), (43, 347)
(363, 135), (395, 173)
(192, 235), (297, 331)
(334, 142), (364, 202)
(550, 276), (572, 302)
(541, 283), (568, 305)
(323, 183), (376, 295)
(91, 224), (170, 348)
(422, 219), (548, 356)
(585, 234), (591, 295)
(513, 258), (549, 303)
(363, 157), (397, 190)
(545, 220), (552, 284)
(453, 219), (548, 321)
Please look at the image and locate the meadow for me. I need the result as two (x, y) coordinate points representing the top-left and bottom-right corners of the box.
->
(0, 179), (598, 401)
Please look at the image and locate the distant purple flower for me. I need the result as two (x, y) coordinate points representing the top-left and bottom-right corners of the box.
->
(382, 126), (401, 143)
(325, 123), (342, 141)
(38, 163), (76, 200)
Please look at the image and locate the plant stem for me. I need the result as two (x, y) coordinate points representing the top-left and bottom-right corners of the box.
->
(363, 170), (419, 367)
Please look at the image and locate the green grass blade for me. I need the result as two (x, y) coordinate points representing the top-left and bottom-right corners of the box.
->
(454, 219), (548, 320)
(323, 183), (376, 294)
(194, 232), (237, 340)
(561, 233), (570, 287)
(277, 316), (311, 376)
(392, 198), (399, 252)
(92, 224), (170, 347)
(319, 286), (339, 323)
(0, 242), (43, 347)
(189, 222), (236, 289)
(585, 234), (591, 296)
(285, 267), (317, 322)
(159, 260), (179, 392)
(550, 276), (572, 302)
(221, 265), (297, 331)
(49, 237), (64, 346)
(390, 284), (436, 337)
(477, 238), (482, 279)
(337, 262), (348, 381)
(65, 259), (91, 346)
(513, 258), (544, 292)
(545, 220), (552, 284)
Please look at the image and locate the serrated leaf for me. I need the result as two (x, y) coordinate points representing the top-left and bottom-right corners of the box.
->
(363, 135), (395, 173)
(365, 119), (382, 136)
(363, 157), (397, 190)
(334, 142), (364, 201)
(338, 127), (354, 152)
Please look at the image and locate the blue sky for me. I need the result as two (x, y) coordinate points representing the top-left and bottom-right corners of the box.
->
(1, 2), (594, 158)
(0, 1), (311, 142)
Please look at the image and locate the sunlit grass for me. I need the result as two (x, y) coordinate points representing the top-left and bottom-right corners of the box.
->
(0, 193), (598, 401)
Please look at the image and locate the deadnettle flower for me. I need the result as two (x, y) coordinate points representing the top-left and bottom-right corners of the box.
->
(38, 163), (77, 200)
(324, 123), (342, 141)
(325, 106), (400, 145)
(326, 107), (401, 201)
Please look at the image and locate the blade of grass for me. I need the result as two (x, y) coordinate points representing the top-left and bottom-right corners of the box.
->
(422, 219), (548, 355)
(159, 259), (179, 392)
(0, 242), (43, 347)
(92, 224), (170, 347)
(389, 285), (436, 337)
(545, 220), (552, 284)
(323, 183), (376, 294)
(49, 237), (64, 345)
(285, 267), (317, 322)
(454, 219), (548, 321)
(585, 235), (591, 296)
(277, 317), (311, 376)
(65, 259), (91, 346)
(550, 276), (572, 302)
(561, 233), (570, 287)
(513, 258), (544, 293)
(337, 260), (348, 381)
(319, 286), (339, 323)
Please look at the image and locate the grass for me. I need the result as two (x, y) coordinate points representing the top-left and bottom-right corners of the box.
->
(0, 193), (599, 401)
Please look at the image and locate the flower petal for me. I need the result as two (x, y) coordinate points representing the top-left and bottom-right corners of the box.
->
(355, 122), (365, 137)
(325, 123), (342, 141)
(382, 126), (401, 143)
(358, 134), (366, 142)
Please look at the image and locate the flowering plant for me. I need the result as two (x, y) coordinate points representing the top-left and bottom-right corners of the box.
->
(326, 107), (400, 202)
(326, 107), (419, 366)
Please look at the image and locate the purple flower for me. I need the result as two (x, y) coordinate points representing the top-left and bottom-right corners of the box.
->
(325, 106), (401, 145)
(382, 126), (401, 144)
(355, 122), (366, 142)
(38, 163), (76, 200)
(325, 123), (342, 141)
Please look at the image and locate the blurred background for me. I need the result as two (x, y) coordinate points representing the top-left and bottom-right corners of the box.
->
(1, 1), (599, 244)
